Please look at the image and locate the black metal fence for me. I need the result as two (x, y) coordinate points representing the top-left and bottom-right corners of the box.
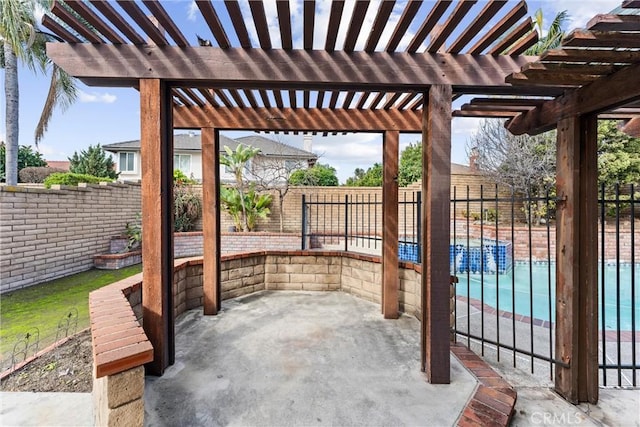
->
(301, 192), (421, 260)
(302, 184), (638, 386)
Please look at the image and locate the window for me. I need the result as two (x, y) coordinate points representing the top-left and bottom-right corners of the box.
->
(118, 152), (135, 172)
(284, 160), (299, 172)
(174, 154), (192, 175)
(224, 160), (252, 175)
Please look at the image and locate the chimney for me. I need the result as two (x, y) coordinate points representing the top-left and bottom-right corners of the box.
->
(303, 134), (313, 153)
(469, 147), (479, 171)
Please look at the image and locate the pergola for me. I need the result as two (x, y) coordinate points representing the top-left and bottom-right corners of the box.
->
(44, 0), (640, 405)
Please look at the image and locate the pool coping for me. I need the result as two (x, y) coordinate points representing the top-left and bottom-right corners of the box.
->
(456, 294), (640, 341)
(452, 343), (518, 427)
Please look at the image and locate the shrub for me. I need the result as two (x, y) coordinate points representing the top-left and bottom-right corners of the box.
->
(220, 185), (272, 231)
(19, 167), (65, 183)
(68, 144), (118, 179)
(174, 184), (202, 232)
(44, 172), (112, 188)
(125, 213), (142, 251)
(173, 169), (197, 185)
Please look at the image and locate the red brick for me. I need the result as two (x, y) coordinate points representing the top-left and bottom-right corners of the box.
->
(468, 399), (509, 426)
(474, 386), (515, 416)
(93, 326), (147, 347)
(94, 332), (149, 355)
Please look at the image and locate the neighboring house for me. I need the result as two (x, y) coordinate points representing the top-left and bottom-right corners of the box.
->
(46, 160), (70, 171)
(103, 133), (317, 182)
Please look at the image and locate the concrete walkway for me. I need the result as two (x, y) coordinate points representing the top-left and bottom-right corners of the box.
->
(3, 290), (636, 426)
(0, 392), (93, 426)
(145, 291), (477, 426)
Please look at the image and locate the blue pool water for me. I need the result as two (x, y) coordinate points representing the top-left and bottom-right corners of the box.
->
(455, 263), (640, 331)
(399, 239), (513, 274)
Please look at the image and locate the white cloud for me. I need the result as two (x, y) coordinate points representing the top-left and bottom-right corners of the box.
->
(37, 143), (68, 159)
(78, 90), (117, 104)
(187, 1), (198, 22)
(538, 0), (622, 29)
(452, 117), (483, 136)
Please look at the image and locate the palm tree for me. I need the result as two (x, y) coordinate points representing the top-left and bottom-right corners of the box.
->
(220, 144), (261, 231)
(1, 0), (77, 185)
(525, 9), (569, 55)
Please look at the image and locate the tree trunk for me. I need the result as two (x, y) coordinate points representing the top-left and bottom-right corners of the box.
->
(4, 41), (19, 186)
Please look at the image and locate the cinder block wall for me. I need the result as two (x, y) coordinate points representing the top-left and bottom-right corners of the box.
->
(0, 183), (141, 293)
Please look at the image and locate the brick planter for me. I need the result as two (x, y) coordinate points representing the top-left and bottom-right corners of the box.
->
(93, 250), (142, 270)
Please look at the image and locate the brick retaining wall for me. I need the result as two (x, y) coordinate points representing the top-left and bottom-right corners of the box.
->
(0, 183), (141, 293)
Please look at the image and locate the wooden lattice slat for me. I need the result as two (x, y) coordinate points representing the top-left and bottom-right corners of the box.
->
(196, 1), (230, 48)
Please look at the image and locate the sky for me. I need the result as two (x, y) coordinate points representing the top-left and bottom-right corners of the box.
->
(1, 0), (622, 183)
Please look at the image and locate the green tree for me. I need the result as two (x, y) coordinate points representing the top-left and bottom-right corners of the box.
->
(345, 163), (383, 186)
(68, 144), (118, 179)
(289, 163), (338, 186)
(220, 144), (261, 231)
(398, 142), (422, 186)
(525, 9), (569, 55)
(598, 120), (640, 187)
(0, 143), (47, 180)
(1, 0), (77, 185)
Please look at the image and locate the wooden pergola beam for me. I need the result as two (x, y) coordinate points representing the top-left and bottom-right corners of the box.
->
(382, 131), (399, 320)
(140, 79), (174, 376)
(555, 115), (598, 403)
(46, 44), (534, 89)
(174, 106), (423, 132)
(507, 62), (640, 135)
(202, 128), (221, 315)
(421, 85), (452, 384)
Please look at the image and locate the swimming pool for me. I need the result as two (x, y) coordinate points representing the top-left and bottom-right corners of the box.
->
(454, 263), (640, 330)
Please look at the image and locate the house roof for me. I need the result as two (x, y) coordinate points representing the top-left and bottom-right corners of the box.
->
(103, 133), (316, 160)
(46, 160), (70, 171)
(231, 135), (317, 159)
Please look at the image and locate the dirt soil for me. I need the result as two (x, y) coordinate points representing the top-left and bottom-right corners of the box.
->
(0, 330), (92, 393)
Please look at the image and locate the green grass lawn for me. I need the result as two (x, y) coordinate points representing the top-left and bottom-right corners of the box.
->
(0, 265), (142, 360)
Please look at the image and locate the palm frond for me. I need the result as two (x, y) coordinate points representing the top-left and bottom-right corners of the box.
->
(0, 0), (52, 69)
(525, 9), (569, 55)
(35, 64), (77, 145)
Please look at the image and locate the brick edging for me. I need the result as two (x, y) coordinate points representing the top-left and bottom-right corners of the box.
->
(451, 343), (517, 427)
(89, 275), (152, 378)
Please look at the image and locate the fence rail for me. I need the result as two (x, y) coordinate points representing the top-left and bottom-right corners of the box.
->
(302, 184), (639, 386)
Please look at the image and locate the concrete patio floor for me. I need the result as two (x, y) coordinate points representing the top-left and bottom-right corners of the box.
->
(144, 291), (477, 426)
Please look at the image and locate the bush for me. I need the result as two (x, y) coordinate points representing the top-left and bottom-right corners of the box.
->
(125, 213), (142, 251)
(44, 172), (112, 188)
(173, 169), (197, 185)
(174, 184), (202, 232)
(0, 143), (47, 182)
(68, 144), (118, 179)
(19, 167), (65, 183)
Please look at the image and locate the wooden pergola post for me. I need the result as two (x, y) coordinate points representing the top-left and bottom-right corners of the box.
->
(202, 128), (222, 314)
(421, 85), (452, 384)
(555, 115), (599, 403)
(382, 131), (399, 319)
(140, 79), (175, 375)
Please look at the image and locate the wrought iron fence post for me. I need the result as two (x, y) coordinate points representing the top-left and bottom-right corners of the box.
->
(344, 195), (349, 252)
(301, 194), (307, 250)
(416, 191), (422, 263)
